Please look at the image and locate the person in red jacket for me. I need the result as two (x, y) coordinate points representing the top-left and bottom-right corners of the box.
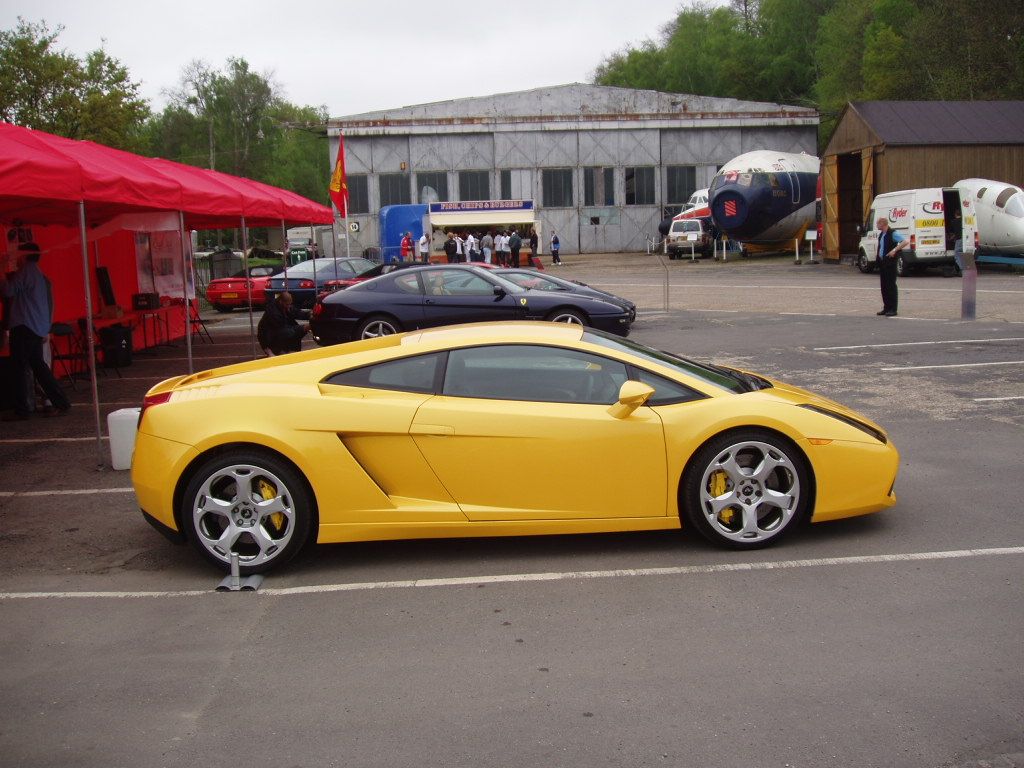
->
(399, 232), (413, 263)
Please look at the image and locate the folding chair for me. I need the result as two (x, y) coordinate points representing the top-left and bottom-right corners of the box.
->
(49, 322), (89, 389)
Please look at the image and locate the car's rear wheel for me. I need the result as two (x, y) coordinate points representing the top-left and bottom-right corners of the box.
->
(682, 429), (809, 549)
(857, 250), (874, 273)
(356, 314), (401, 340)
(546, 308), (587, 326)
(181, 450), (313, 574)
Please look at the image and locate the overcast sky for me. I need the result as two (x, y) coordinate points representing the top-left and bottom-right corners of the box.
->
(1, 0), (692, 117)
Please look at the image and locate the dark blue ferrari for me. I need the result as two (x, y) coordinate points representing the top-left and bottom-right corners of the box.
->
(309, 265), (633, 344)
(266, 257), (375, 309)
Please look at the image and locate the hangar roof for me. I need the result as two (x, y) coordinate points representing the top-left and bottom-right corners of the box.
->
(330, 83), (817, 134)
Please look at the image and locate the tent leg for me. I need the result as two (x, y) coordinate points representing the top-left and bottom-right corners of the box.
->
(241, 217), (256, 359)
(179, 212), (193, 374)
(79, 202), (104, 469)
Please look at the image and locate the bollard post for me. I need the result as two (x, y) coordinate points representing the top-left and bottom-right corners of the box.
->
(794, 238), (801, 265)
(961, 247), (977, 320)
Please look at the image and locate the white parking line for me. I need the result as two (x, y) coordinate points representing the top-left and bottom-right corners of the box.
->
(1, 546), (1021, 601)
(780, 312), (837, 317)
(0, 437), (110, 445)
(816, 337), (1024, 351)
(974, 395), (1024, 402)
(0, 487), (132, 498)
(882, 360), (1024, 371)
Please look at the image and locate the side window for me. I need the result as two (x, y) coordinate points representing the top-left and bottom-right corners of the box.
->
(394, 273), (422, 294)
(324, 352), (441, 394)
(632, 368), (704, 406)
(444, 345), (629, 404)
(432, 270), (494, 296)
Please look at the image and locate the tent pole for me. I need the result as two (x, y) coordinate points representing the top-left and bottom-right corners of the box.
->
(280, 220), (288, 276)
(78, 202), (104, 468)
(330, 220), (339, 259)
(241, 217), (256, 358)
(178, 212), (194, 374)
(344, 198), (351, 260)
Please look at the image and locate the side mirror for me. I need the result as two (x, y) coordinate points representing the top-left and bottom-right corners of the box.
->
(608, 380), (655, 419)
(492, 285), (505, 297)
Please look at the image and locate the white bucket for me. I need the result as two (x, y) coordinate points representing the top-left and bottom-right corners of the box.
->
(107, 407), (141, 471)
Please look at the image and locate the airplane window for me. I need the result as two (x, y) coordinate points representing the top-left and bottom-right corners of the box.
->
(995, 188), (1018, 210)
(977, 188), (987, 199)
(1005, 195), (1024, 218)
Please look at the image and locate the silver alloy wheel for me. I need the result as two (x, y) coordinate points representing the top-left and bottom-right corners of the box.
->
(698, 439), (800, 544)
(191, 463), (296, 569)
(548, 311), (584, 325)
(360, 319), (399, 339)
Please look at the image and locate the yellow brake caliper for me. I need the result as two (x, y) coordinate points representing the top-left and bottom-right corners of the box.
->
(257, 479), (286, 533)
(709, 470), (735, 525)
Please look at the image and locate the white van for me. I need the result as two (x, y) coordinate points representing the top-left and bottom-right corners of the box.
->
(857, 188), (977, 275)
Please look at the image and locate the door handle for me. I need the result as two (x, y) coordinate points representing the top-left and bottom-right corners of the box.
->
(410, 424), (454, 436)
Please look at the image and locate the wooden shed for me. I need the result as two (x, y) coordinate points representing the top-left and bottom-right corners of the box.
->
(821, 101), (1024, 261)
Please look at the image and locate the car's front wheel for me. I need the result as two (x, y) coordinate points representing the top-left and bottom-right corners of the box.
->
(857, 250), (874, 273)
(681, 429), (810, 549)
(181, 450), (314, 574)
(546, 308), (587, 326)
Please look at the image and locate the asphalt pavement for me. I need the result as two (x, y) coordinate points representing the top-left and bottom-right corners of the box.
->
(1, 255), (1022, 768)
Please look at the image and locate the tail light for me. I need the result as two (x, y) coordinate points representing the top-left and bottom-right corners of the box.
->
(910, 234), (916, 251)
(974, 230), (979, 250)
(299, 279), (315, 289)
(312, 303), (324, 319)
(138, 391), (172, 426)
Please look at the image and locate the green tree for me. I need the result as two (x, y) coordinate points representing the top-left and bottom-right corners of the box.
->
(0, 18), (149, 149)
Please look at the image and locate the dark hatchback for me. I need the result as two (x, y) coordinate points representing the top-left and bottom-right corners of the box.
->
(266, 257), (375, 308)
(496, 268), (636, 322)
(310, 265), (633, 344)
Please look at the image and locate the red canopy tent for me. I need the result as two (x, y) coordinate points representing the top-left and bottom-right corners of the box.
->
(0, 121), (333, 464)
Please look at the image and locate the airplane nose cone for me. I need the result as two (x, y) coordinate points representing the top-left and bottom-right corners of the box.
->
(712, 190), (749, 229)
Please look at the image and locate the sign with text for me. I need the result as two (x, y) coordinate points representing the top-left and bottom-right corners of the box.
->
(429, 200), (534, 213)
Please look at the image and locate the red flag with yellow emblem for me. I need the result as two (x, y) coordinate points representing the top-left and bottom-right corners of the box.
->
(329, 134), (348, 214)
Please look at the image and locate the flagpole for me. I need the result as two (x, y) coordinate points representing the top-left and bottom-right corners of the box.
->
(344, 196), (351, 260)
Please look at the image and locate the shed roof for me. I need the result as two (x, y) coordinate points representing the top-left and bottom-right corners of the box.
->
(850, 101), (1024, 146)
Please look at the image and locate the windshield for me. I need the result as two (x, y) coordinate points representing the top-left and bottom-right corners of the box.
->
(582, 329), (754, 393)
(278, 258), (372, 278)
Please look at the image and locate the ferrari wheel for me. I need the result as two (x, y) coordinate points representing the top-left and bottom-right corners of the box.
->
(546, 309), (587, 326)
(682, 429), (809, 549)
(357, 315), (401, 340)
(182, 450), (313, 574)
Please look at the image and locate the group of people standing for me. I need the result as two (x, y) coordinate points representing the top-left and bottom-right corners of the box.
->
(439, 228), (561, 267)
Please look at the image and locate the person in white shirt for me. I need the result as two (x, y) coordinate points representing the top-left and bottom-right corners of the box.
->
(418, 232), (430, 263)
(464, 232), (478, 262)
(455, 233), (464, 261)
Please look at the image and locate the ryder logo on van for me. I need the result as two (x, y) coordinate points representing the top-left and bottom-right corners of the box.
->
(889, 207), (908, 219)
(921, 201), (944, 214)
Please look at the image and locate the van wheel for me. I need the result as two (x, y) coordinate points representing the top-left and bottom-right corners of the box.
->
(857, 251), (874, 273)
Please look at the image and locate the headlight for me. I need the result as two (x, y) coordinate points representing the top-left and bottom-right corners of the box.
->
(799, 404), (887, 444)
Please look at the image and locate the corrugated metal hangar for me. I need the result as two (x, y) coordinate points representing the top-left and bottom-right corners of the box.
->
(822, 101), (1024, 260)
(328, 84), (818, 254)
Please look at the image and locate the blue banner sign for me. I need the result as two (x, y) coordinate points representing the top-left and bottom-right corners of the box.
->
(429, 200), (534, 213)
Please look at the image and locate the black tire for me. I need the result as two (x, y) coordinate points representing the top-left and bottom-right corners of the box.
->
(681, 428), (810, 550)
(896, 255), (906, 277)
(355, 314), (402, 340)
(857, 250), (875, 273)
(213, 304), (233, 313)
(181, 449), (314, 574)
(545, 308), (588, 327)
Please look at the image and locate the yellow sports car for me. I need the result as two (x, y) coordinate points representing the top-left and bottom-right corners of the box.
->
(132, 323), (899, 574)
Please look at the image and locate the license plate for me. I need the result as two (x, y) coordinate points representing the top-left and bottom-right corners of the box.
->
(221, 292), (239, 299)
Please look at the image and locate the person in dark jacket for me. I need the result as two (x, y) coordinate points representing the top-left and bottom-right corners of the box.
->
(528, 228), (539, 264)
(508, 230), (522, 268)
(443, 232), (458, 264)
(257, 292), (309, 355)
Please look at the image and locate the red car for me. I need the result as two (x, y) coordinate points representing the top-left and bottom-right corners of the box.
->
(205, 266), (277, 312)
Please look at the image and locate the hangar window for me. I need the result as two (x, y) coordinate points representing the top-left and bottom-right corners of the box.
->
(459, 171), (490, 201)
(379, 173), (411, 207)
(584, 167), (614, 206)
(542, 169), (574, 208)
(417, 172), (449, 203)
(666, 166), (697, 204)
(444, 345), (629, 404)
(625, 167), (656, 206)
(325, 352), (442, 394)
(347, 175), (369, 214)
